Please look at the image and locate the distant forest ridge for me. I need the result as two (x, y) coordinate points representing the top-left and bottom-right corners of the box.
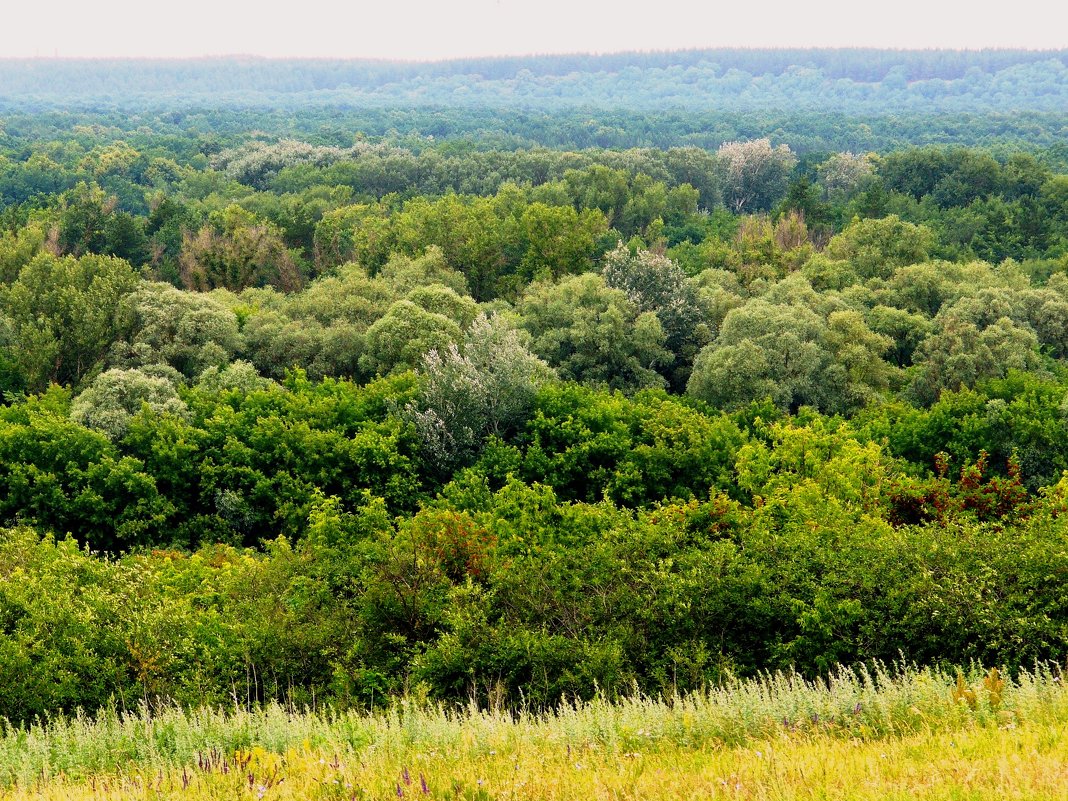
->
(2, 49), (1067, 112)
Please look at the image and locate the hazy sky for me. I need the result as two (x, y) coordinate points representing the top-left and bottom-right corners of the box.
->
(4, 0), (1067, 59)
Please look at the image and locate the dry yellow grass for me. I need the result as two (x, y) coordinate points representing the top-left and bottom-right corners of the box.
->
(6, 720), (1068, 800)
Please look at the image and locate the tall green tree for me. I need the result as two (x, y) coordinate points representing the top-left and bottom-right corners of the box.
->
(518, 273), (672, 392)
(1, 252), (138, 391)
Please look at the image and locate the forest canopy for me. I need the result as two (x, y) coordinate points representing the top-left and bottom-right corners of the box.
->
(3, 50), (1068, 725)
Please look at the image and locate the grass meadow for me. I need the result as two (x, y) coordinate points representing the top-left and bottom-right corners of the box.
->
(2, 663), (1067, 800)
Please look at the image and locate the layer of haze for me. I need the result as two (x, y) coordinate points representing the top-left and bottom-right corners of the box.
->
(6, 0), (1067, 59)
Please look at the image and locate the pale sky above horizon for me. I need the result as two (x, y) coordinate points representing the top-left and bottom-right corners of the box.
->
(3, 0), (1067, 60)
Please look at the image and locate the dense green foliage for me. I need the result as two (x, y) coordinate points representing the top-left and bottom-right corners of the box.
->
(3, 51), (1068, 726)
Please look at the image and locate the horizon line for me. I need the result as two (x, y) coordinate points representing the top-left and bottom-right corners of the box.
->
(3, 45), (1068, 65)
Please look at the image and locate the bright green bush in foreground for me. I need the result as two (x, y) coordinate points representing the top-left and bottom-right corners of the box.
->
(0, 421), (1064, 723)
